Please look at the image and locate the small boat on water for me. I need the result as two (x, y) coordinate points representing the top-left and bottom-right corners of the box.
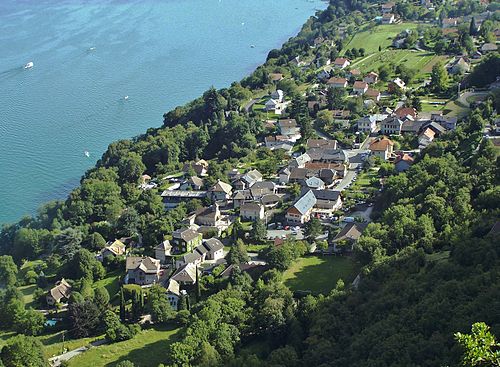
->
(124, 95), (129, 100)
(84, 151), (90, 157)
(24, 61), (34, 69)
(89, 47), (96, 51)
(250, 45), (255, 48)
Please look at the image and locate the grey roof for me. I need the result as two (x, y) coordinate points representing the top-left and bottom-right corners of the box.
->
(166, 279), (180, 296)
(173, 228), (201, 242)
(289, 168), (308, 180)
(306, 139), (337, 150)
(307, 148), (347, 162)
(189, 176), (204, 187)
(233, 190), (252, 200)
(171, 263), (198, 284)
(319, 168), (336, 180)
(293, 190), (317, 215)
(426, 121), (447, 134)
(251, 181), (275, 190)
(250, 182), (275, 199)
(242, 169), (263, 185)
(401, 120), (425, 133)
(126, 256), (160, 273)
(310, 189), (341, 201)
(155, 240), (172, 251)
(261, 194), (281, 205)
(334, 222), (367, 242)
(293, 153), (311, 166)
(182, 251), (203, 264)
(305, 177), (325, 189)
(210, 180), (233, 194)
(278, 119), (297, 128)
(203, 238), (224, 252)
(161, 190), (207, 198)
(240, 202), (264, 212)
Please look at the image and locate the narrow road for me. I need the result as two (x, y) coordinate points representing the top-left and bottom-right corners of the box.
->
(456, 91), (489, 108)
(49, 339), (107, 366)
(243, 98), (259, 113)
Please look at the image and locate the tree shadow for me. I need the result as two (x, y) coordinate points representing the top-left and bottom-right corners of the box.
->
(105, 327), (179, 367)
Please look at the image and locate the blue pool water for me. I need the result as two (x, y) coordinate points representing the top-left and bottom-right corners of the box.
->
(0, 0), (326, 224)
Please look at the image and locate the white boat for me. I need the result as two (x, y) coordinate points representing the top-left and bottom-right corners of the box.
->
(124, 95), (129, 100)
(84, 151), (90, 157)
(24, 62), (34, 69)
(89, 47), (96, 51)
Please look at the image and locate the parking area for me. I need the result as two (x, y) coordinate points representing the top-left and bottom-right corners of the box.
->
(267, 228), (304, 240)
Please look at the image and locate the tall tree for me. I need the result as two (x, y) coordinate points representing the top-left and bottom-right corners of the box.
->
(304, 218), (322, 242)
(455, 322), (500, 367)
(326, 87), (346, 110)
(0, 255), (18, 287)
(0, 335), (45, 367)
(430, 62), (449, 93)
(250, 218), (267, 243)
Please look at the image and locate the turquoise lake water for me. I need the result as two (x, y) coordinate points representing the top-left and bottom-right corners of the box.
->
(0, 0), (326, 224)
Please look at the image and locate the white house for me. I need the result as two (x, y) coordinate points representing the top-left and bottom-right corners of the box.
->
(382, 13), (395, 24)
(278, 119), (300, 137)
(369, 136), (394, 161)
(285, 190), (317, 224)
(353, 81), (369, 94)
(333, 58), (350, 69)
(125, 256), (161, 286)
(240, 202), (265, 221)
(171, 263), (198, 286)
(357, 116), (377, 133)
(209, 180), (233, 201)
(418, 127), (436, 147)
(364, 72), (379, 84)
(380, 115), (403, 135)
(265, 99), (287, 115)
(271, 89), (284, 102)
(155, 240), (172, 264)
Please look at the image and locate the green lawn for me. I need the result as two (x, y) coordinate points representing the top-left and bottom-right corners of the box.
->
(283, 256), (360, 295)
(343, 23), (421, 54)
(68, 326), (180, 367)
(93, 270), (123, 302)
(351, 170), (378, 190)
(19, 284), (37, 308)
(443, 100), (470, 117)
(0, 331), (17, 348)
(40, 332), (103, 359)
(352, 49), (438, 77)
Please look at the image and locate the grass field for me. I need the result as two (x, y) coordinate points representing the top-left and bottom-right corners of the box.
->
(443, 100), (470, 117)
(68, 326), (180, 367)
(93, 270), (122, 302)
(343, 23), (421, 54)
(352, 49), (438, 75)
(18, 284), (38, 308)
(283, 256), (360, 295)
(40, 332), (103, 359)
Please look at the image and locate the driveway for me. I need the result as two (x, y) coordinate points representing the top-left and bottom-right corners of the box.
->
(243, 98), (259, 113)
(457, 91), (489, 108)
(49, 339), (107, 366)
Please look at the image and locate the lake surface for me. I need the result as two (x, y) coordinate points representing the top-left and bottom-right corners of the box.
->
(0, 0), (326, 224)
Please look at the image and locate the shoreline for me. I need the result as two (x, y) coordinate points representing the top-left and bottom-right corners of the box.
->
(0, 1), (326, 226)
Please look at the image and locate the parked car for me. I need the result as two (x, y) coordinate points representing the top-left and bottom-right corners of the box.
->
(343, 216), (355, 223)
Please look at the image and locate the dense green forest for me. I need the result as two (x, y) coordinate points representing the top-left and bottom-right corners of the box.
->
(159, 105), (500, 367)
